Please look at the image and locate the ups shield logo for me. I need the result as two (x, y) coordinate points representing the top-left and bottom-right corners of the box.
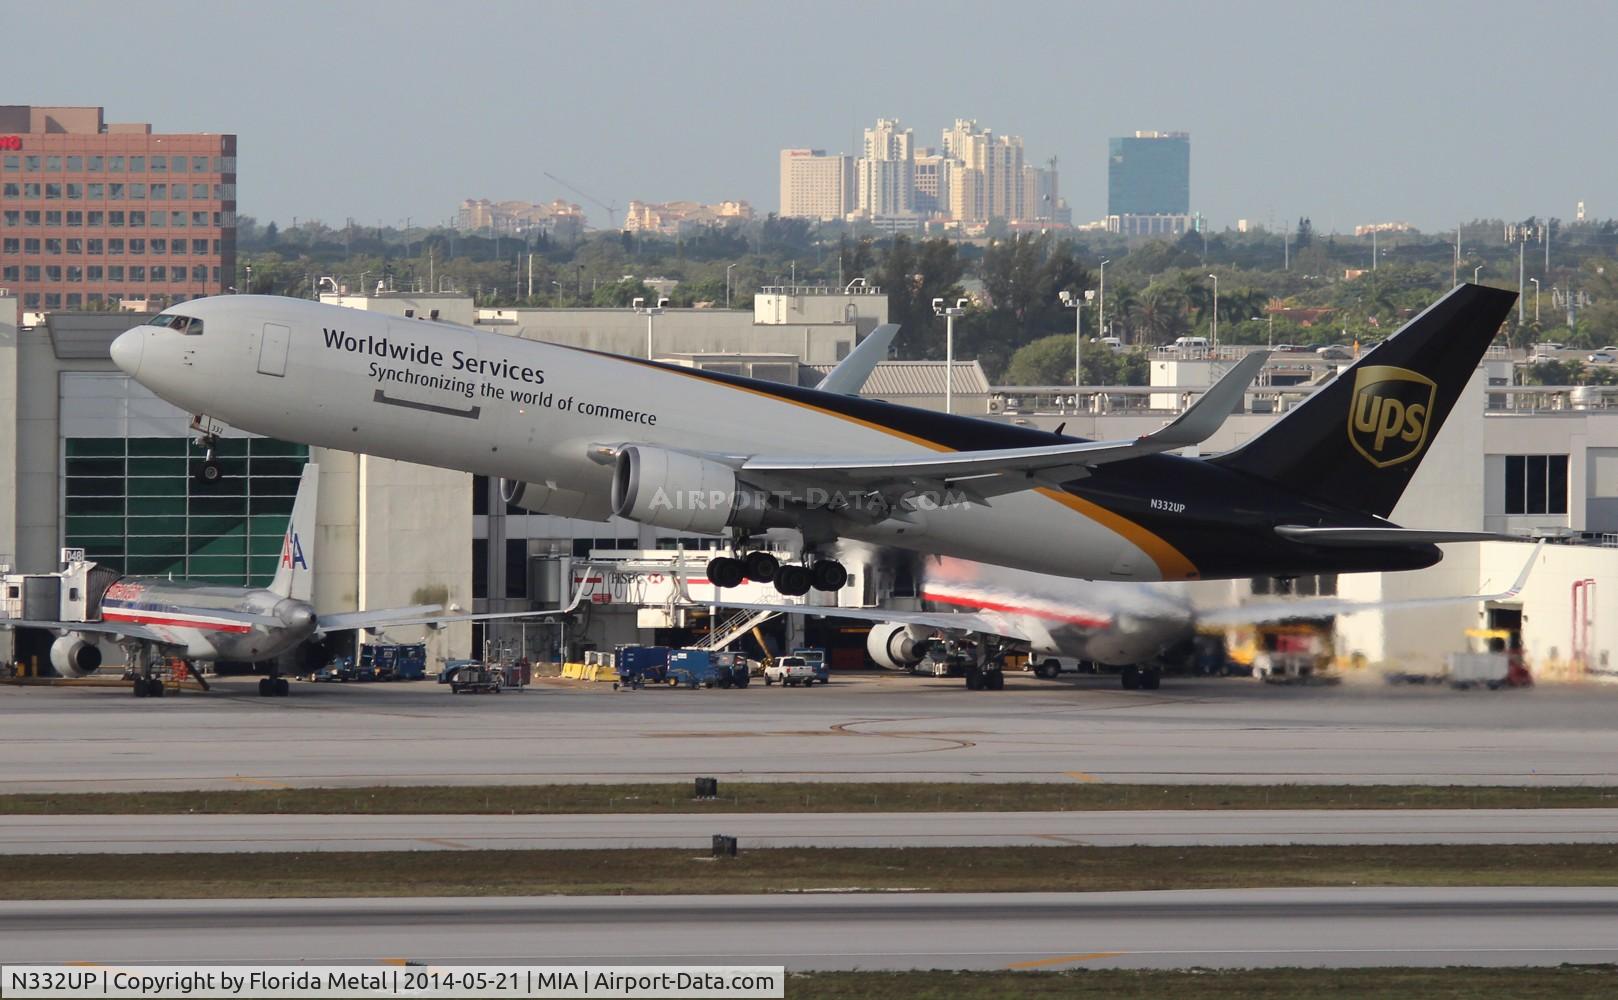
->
(1348, 366), (1437, 468)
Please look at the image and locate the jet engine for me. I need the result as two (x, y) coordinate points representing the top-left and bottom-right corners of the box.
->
(50, 636), (103, 678)
(499, 478), (613, 521)
(866, 622), (933, 671)
(612, 446), (769, 533)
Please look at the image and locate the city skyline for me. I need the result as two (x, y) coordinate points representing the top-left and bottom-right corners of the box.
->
(8, 0), (1615, 232)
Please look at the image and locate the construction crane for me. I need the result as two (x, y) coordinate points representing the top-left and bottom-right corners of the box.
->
(544, 171), (619, 230)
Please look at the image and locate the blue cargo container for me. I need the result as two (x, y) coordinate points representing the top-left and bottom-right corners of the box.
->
(666, 649), (750, 689)
(361, 643), (428, 681)
(615, 645), (672, 685)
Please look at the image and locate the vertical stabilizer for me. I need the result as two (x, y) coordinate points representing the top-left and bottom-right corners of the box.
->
(269, 463), (318, 600)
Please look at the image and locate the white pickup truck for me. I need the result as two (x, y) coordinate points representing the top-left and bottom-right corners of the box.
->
(764, 656), (819, 687)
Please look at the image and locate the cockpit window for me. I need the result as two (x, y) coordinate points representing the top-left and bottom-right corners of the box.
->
(145, 313), (201, 335)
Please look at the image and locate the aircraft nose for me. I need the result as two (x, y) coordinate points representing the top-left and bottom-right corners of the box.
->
(110, 329), (144, 376)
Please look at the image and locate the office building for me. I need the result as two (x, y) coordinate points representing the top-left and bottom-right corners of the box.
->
(0, 105), (236, 313)
(1107, 130), (1190, 218)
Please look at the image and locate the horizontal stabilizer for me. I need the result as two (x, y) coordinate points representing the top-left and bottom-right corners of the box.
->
(1275, 525), (1523, 547)
(1198, 540), (1543, 627)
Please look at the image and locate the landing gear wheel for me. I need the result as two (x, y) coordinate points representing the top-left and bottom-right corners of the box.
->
(964, 666), (983, 690)
(742, 551), (780, 583)
(133, 677), (149, 698)
(809, 560), (848, 592)
(705, 557), (745, 589)
(1121, 666), (1141, 690)
(194, 459), (222, 484)
(985, 670), (1005, 691)
(274, 677), (290, 697)
(774, 565), (812, 597)
(258, 677), (273, 697)
(148, 679), (164, 698)
(1141, 669), (1161, 691)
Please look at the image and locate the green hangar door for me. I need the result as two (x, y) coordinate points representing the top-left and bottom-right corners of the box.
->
(257, 322), (290, 377)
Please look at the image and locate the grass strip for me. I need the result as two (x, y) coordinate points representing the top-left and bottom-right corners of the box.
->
(5, 844), (1617, 900)
(4, 782), (1617, 815)
(784, 966), (1618, 999)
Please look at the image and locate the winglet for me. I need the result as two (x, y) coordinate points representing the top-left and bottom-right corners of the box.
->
(816, 323), (899, 395)
(1140, 351), (1270, 448)
(1495, 539), (1545, 599)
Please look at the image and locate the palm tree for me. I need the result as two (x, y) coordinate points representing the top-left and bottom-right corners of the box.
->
(1137, 283), (1189, 346)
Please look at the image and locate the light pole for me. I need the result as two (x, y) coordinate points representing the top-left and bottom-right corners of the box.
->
(933, 297), (968, 415)
(1254, 314), (1273, 349)
(1473, 264), (1484, 285)
(633, 296), (668, 359)
(725, 263), (737, 309)
(1207, 273), (1219, 347)
(1098, 259), (1111, 337)
(1530, 278), (1540, 324)
(1060, 289), (1097, 388)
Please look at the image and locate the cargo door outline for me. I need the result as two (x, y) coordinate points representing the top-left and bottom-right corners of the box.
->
(257, 323), (290, 377)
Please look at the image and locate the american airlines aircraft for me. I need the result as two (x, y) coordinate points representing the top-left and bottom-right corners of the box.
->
(702, 546), (1540, 690)
(108, 284), (1517, 613)
(1, 464), (557, 698)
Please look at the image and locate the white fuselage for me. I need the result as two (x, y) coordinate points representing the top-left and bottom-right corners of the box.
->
(113, 297), (1187, 583)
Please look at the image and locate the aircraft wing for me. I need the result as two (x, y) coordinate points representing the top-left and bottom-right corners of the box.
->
(316, 581), (590, 634)
(743, 351), (1269, 503)
(0, 618), (171, 643)
(1196, 541), (1543, 627)
(699, 599), (1038, 645)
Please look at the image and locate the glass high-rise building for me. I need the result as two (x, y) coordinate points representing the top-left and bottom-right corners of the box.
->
(1107, 131), (1190, 216)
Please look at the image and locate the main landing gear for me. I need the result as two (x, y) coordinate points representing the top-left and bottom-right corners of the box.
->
(705, 547), (848, 598)
(962, 642), (1008, 692)
(1120, 665), (1162, 690)
(128, 645), (165, 698)
(257, 669), (290, 697)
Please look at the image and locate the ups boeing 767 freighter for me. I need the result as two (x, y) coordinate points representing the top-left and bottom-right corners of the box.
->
(108, 284), (1517, 602)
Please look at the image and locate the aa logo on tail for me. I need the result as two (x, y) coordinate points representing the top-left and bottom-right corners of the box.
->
(1347, 365), (1437, 468)
(280, 531), (308, 570)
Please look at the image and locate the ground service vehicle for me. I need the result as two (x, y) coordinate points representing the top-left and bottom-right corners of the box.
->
(449, 663), (503, 694)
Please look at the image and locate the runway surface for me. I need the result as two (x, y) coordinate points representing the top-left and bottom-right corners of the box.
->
(4, 674), (1618, 791)
(3, 888), (1616, 970)
(7, 808), (1618, 853)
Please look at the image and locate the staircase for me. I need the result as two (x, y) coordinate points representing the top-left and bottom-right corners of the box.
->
(695, 607), (780, 651)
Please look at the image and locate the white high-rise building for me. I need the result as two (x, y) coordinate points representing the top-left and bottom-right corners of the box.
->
(779, 149), (856, 220)
(940, 119), (1027, 223)
(856, 118), (915, 218)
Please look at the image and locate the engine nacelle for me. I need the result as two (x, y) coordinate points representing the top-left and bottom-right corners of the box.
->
(499, 478), (613, 521)
(866, 622), (933, 671)
(612, 446), (765, 533)
(50, 636), (103, 678)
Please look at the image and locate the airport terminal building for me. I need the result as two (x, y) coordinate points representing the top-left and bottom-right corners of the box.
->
(1, 288), (1614, 679)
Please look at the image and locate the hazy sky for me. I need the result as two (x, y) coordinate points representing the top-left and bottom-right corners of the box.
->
(13, 0), (1614, 232)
